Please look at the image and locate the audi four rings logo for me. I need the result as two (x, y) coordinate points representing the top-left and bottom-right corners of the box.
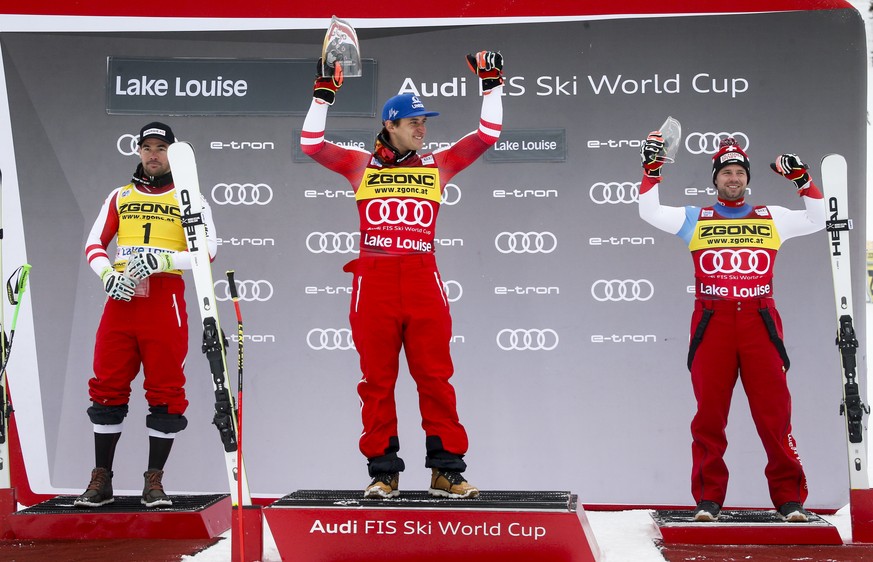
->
(698, 249), (771, 275)
(307, 328), (354, 350)
(496, 329), (559, 351)
(442, 280), (463, 303)
(589, 182), (639, 204)
(495, 232), (557, 254)
(117, 133), (140, 156)
(591, 279), (655, 302)
(441, 183), (462, 206)
(211, 183), (274, 205)
(366, 198), (435, 227)
(306, 232), (359, 254)
(214, 279), (274, 302)
(685, 132), (750, 155)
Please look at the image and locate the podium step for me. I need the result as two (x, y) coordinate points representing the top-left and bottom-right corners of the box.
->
(8, 494), (231, 539)
(652, 508), (843, 545)
(265, 489), (601, 561)
(273, 489), (578, 509)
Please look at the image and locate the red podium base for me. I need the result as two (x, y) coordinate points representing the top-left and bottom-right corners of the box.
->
(7, 494), (231, 539)
(232, 504), (264, 562)
(652, 508), (843, 545)
(850, 488), (873, 543)
(0, 488), (16, 539)
(264, 490), (600, 562)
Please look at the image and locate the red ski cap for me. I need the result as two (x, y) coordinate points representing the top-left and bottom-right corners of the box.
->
(712, 137), (750, 184)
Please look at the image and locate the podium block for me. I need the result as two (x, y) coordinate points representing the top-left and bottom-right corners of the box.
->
(265, 490), (600, 561)
(8, 494), (230, 539)
(652, 508), (842, 545)
(232, 504), (264, 562)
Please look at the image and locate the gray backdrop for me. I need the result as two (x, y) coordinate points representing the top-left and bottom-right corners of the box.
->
(0, 9), (867, 508)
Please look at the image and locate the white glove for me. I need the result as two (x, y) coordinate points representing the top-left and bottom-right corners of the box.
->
(101, 267), (136, 302)
(126, 251), (174, 281)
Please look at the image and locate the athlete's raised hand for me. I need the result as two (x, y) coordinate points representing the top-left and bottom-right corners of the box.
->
(641, 131), (666, 178)
(313, 57), (343, 105)
(770, 153), (810, 191)
(466, 51), (504, 92)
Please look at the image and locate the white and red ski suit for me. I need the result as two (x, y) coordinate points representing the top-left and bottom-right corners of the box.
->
(638, 173), (825, 508)
(85, 177), (216, 431)
(301, 87), (503, 475)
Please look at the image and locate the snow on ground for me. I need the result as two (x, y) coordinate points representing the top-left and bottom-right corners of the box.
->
(180, 505), (855, 561)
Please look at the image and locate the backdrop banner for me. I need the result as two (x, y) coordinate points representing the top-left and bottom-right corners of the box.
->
(0, 9), (866, 509)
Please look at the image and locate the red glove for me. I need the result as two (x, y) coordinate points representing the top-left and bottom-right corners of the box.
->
(466, 51), (504, 91)
(313, 57), (343, 105)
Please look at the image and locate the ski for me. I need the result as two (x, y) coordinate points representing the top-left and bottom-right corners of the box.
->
(168, 141), (252, 506)
(821, 153), (870, 491)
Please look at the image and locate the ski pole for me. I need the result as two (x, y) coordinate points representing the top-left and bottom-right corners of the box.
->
(0, 264), (31, 378)
(226, 270), (245, 561)
(0, 264), (31, 445)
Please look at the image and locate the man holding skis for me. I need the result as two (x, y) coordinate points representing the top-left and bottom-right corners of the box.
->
(637, 132), (825, 522)
(76, 122), (217, 508)
(300, 51), (503, 499)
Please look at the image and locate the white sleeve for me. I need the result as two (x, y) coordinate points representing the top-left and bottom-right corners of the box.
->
(768, 195), (826, 242)
(637, 182), (686, 235)
(478, 85), (503, 142)
(300, 99), (329, 153)
(85, 189), (120, 277)
(171, 194), (217, 270)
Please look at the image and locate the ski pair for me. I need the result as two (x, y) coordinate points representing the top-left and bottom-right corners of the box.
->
(821, 154), (869, 492)
(168, 142), (252, 508)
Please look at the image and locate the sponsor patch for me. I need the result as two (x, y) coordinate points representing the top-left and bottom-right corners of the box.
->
(720, 152), (745, 164)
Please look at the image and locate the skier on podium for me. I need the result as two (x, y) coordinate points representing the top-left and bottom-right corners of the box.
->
(77, 122), (217, 508)
(300, 51), (504, 499)
(637, 132), (825, 522)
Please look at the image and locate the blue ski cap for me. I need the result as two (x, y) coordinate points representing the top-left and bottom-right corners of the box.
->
(381, 94), (439, 123)
(138, 122), (176, 146)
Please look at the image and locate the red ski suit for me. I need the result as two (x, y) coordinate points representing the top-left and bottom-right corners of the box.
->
(638, 173), (825, 508)
(85, 180), (217, 423)
(301, 89), (503, 474)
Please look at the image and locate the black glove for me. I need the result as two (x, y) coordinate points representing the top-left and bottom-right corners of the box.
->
(466, 51), (504, 92)
(313, 57), (343, 105)
(770, 153), (810, 190)
(640, 131), (666, 178)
